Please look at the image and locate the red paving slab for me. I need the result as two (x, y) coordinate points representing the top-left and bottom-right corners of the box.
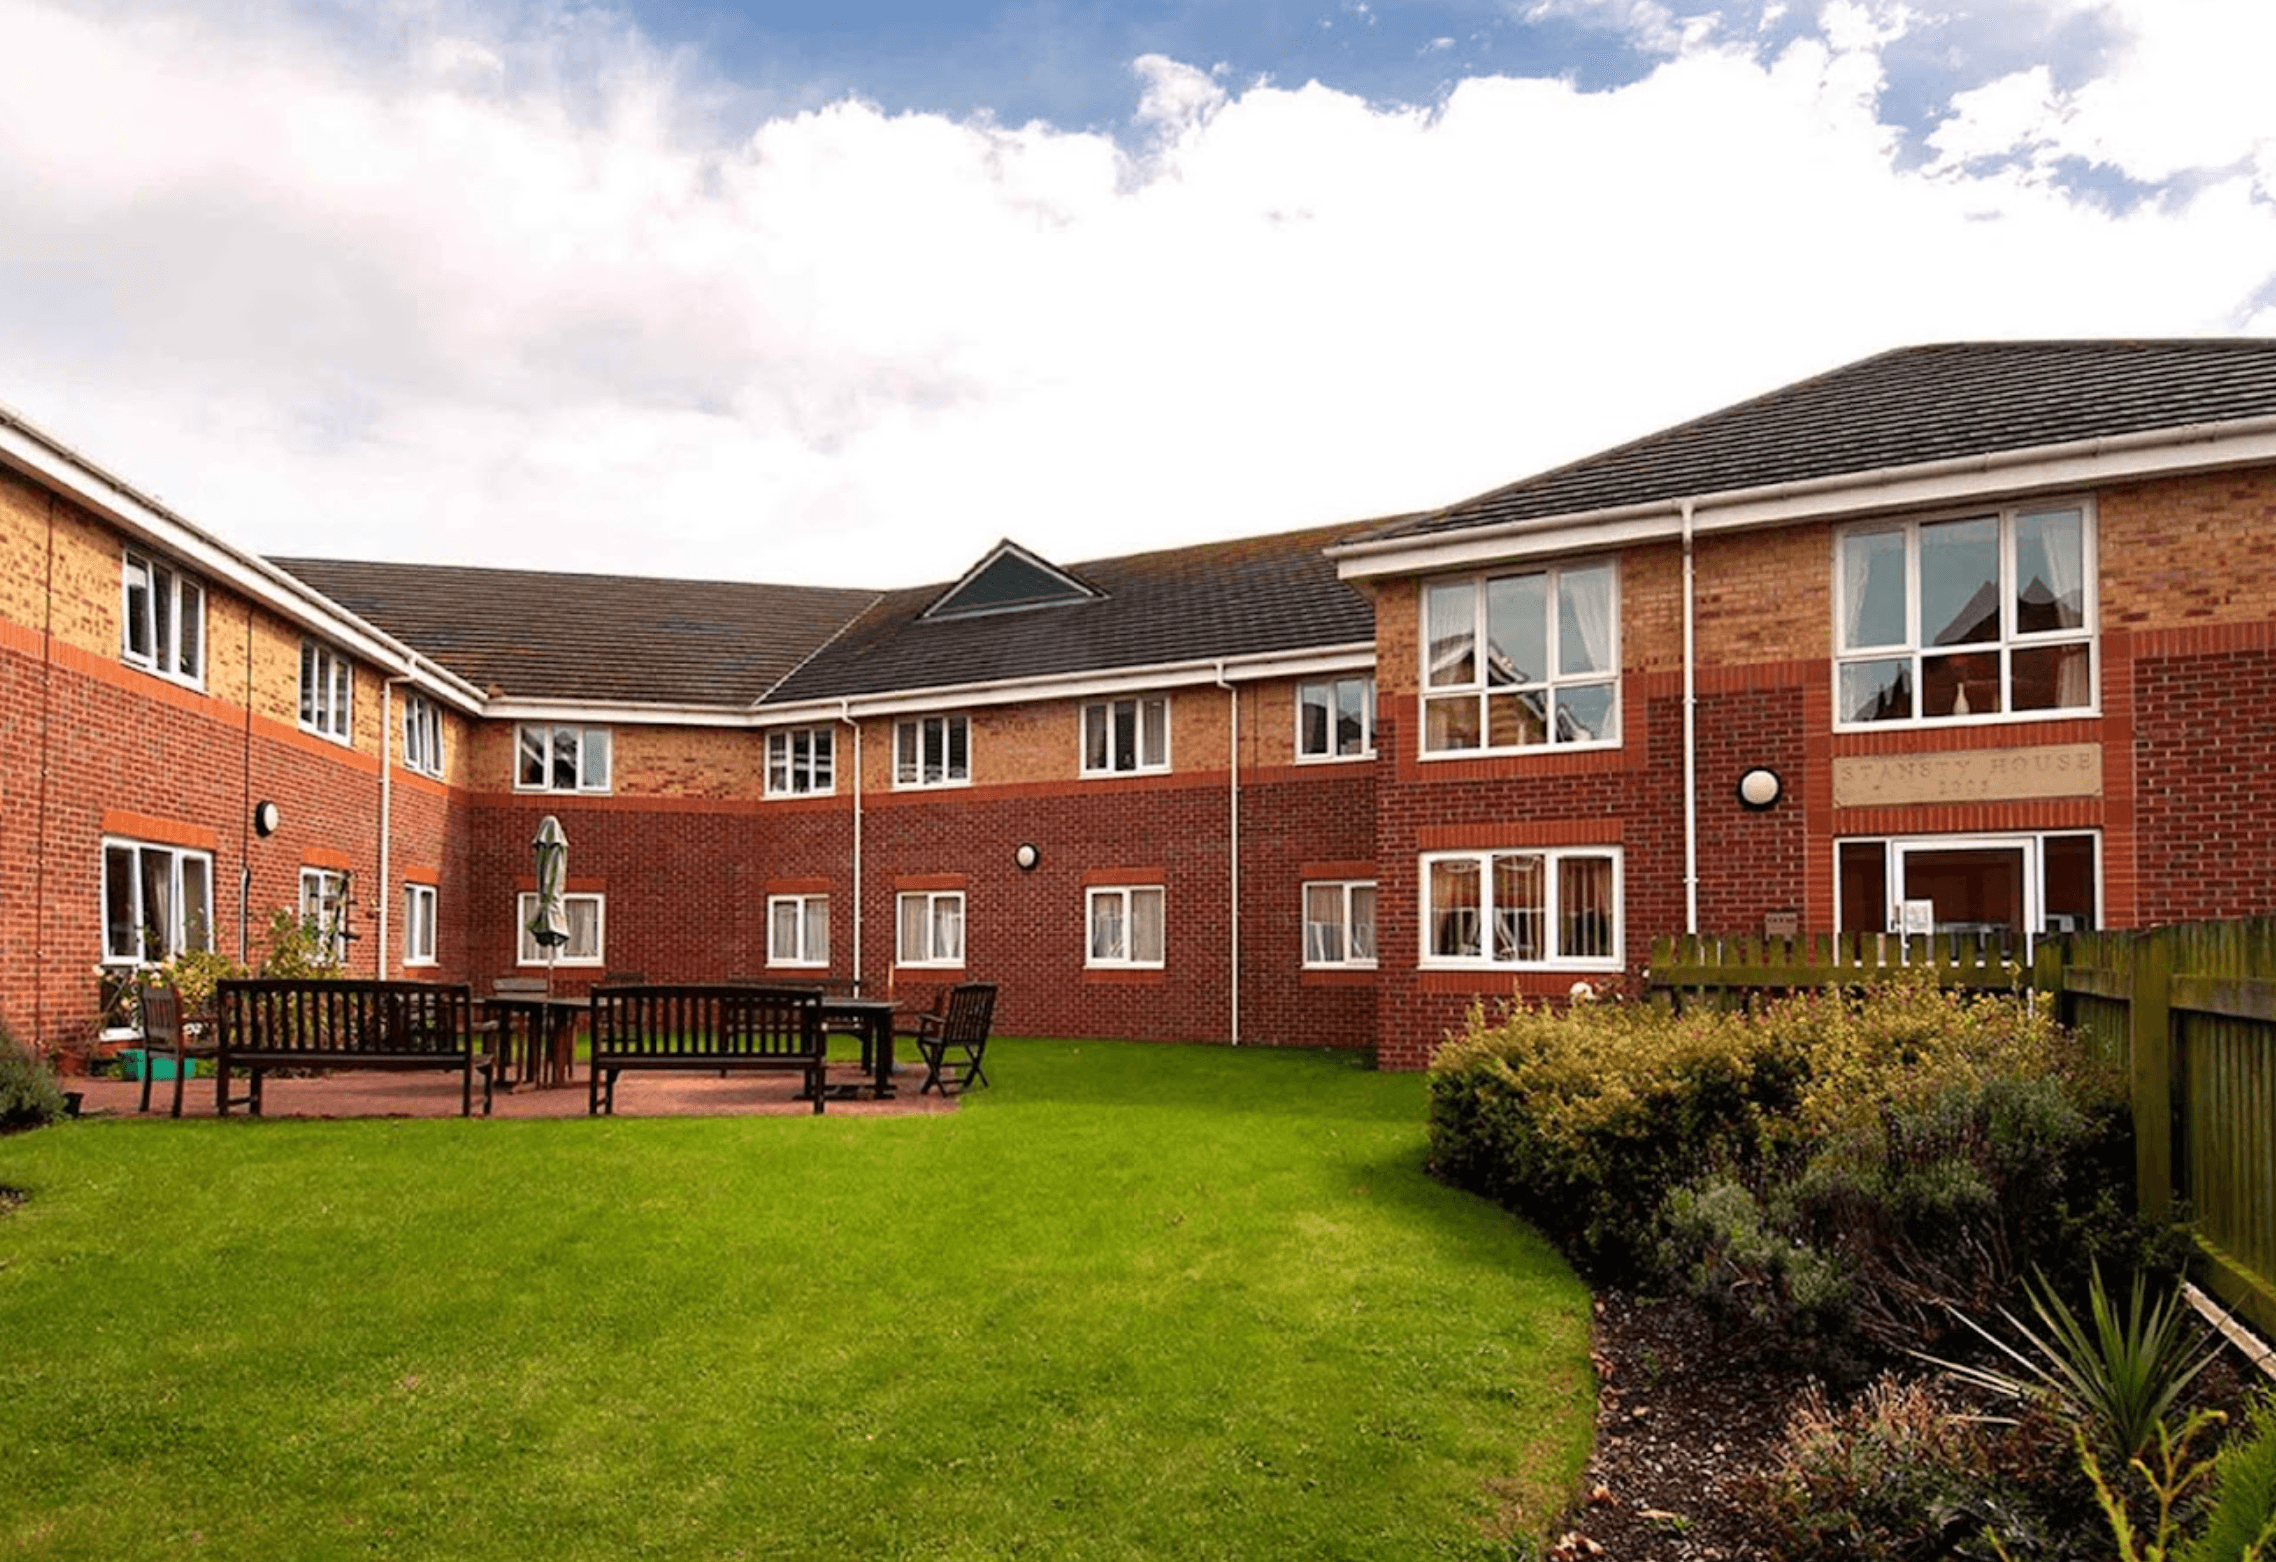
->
(67, 1059), (958, 1122)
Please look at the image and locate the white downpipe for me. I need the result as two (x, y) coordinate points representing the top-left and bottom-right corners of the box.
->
(378, 673), (414, 974)
(841, 701), (862, 990)
(1681, 500), (1699, 936)
(1215, 662), (1240, 1044)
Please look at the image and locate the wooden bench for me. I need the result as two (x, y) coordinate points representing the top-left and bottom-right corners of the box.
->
(214, 979), (494, 1117)
(588, 985), (826, 1116)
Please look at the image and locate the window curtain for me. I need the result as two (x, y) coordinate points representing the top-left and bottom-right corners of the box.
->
(1840, 534), (1877, 651)
(1560, 568), (1614, 677)
(1304, 884), (1342, 963)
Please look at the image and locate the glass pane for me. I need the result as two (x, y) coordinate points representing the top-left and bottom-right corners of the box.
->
(104, 844), (137, 960)
(1303, 884), (1342, 963)
(1299, 685), (1329, 756)
(518, 895), (539, 964)
(1838, 841), (1888, 933)
(566, 898), (601, 960)
(934, 896), (963, 962)
(803, 898), (828, 963)
(519, 727), (547, 787)
(1553, 682), (1616, 744)
(1090, 895), (1123, 961)
(154, 566), (174, 673)
(1920, 517), (2000, 646)
(924, 719), (945, 783)
(1428, 859), (1480, 959)
(1335, 679), (1368, 755)
(1559, 857), (1613, 960)
(1492, 854), (1544, 963)
(177, 579), (202, 676)
(1484, 574), (1546, 686)
(332, 659), (351, 733)
(2042, 835), (2097, 933)
(1141, 698), (1167, 767)
(583, 728), (611, 790)
(1424, 581), (1475, 688)
(181, 856), (211, 952)
(771, 901), (798, 960)
(1840, 530), (1907, 649)
(1902, 847), (2024, 944)
(1131, 889), (1164, 963)
(767, 735), (787, 792)
(1486, 690), (1546, 748)
(947, 718), (967, 780)
(2014, 509), (2086, 633)
(552, 727), (580, 791)
(1921, 649), (2003, 718)
(1558, 564), (1614, 677)
(1113, 701), (1137, 771)
(899, 896), (926, 961)
(123, 555), (152, 660)
(1349, 885), (1376, 962)
(140, 848), (175, 957)
(810, 731), (832, 789)
(1084, 706), (1108, 771)
(1424, 696), (1480, 751)
(2012, 643), (2093, 711)
(895, 723), (915, 784)
(1839, 658), (1913, 723)
(300, 644), (317, 725)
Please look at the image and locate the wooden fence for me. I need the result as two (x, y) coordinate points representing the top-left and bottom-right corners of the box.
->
(1648, 923), (2276, 1338)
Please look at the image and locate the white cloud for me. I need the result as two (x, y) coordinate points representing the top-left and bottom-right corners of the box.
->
(0, 0), (2272, 591)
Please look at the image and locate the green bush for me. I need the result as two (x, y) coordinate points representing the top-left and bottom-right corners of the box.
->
(0, 1022), (67, 1133)
(2183, 1391), (2276, 1561)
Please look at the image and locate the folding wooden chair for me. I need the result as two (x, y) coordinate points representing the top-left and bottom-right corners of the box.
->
(911, 982), (996, 1096)
(137, 984), (216, 1119)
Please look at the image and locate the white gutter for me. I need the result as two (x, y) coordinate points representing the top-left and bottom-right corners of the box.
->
(1329, 415), (2276, 580)
(1680, 501), (1698, 937)
(1215, 661), (1240, 1045)
(377, 673), (414, 974)
(840, 700), (863, 992)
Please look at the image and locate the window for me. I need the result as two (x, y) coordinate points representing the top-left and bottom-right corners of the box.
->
(1837, 833), (2098, 949)
(1422, 562), (1618, 753)
(299, 642), (353, 742)
(894, 715), (969, 788)
(403, 694), (444, 779)
(121, 548), (204, 684)
(1298, 677), (1374, 760)
(517, 892), (604, 965)
(766, 728), (835, 797)
(403, 883), (438, 966)
(896, 891), (965, 966)
(299, 868), (350, 962)
(101, 838), (214, 966)
(516, 724), (612, 793)
(1422, 848), (1620, 968)
(1086, 886), (1165, 968)
(768, 894), (829, 966)
(1302, 881), (1377, 967)
(1081, 696), (1169, 775)
(1836, 506), (2094, 727)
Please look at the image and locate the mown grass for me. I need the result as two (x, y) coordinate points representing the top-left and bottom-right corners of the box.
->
(0, 1039), (1592, 1561)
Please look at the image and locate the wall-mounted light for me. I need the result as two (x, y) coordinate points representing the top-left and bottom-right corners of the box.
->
(253, 800), (281, 837)
(1014, 843), (1041, 871)
(1735, 768), (1783, 811)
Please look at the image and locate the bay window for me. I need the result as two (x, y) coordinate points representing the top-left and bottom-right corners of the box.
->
(1422, 847), (1620, 968)
(1422, 562), (1618, 753)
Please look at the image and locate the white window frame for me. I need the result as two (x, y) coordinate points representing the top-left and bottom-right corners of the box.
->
(767, 894), (830, 967)
(893, 714), (971, 790)
(515, 724), (613, 794)
(1301, 880), (1378, 968)
(402, 694), (444, 779)
(1085, 885), (1166, 969)
(1297, 677), (1375, 762)
(1419, 846), (1623, 971)
(765, 727), (836, 797)
(299, 641), (354, 743)
(1833, 502), (2098, 731)
(100, 837), (215, 969)
(120, 547), (205, 687)
(1420, 561), (1620, 756)
(895, 890), (966, 967)
(298, 867), (351, 962)
(517, 891), (605, 966)
(1834, 831), (2101, 951)
(1080, 695), (1171, 776)
(403, 882), (438, 967)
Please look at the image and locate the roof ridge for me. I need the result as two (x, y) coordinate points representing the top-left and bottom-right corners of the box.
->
(270, 554), (880, 597)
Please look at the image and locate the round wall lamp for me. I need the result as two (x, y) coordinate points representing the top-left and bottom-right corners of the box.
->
(253, 800), (282, 837)
(1014, 843), (1041, 872)
(1735, 768), (1783, 811)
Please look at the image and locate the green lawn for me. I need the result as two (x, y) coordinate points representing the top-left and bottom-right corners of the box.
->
(0, 1039), (1593, 1561)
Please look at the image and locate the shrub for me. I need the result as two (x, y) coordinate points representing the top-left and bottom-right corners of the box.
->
(0, 1022), (68, 1133)
(2182, 1391), (2276, 1561)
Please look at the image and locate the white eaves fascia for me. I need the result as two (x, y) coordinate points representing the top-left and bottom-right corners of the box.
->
(1329, 415), (2276, 580)
(0, 404), (487, 712)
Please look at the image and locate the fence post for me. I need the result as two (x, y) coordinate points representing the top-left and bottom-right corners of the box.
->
(2132, 928), (2175, 1220)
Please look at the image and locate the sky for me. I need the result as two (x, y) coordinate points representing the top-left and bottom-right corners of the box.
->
(2, 0), (2273, 590)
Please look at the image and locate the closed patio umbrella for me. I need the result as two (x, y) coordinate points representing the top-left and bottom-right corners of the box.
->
(528, 815), (570, 999)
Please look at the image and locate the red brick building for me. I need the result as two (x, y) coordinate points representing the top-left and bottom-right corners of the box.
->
(8, 340), (2276, 1068)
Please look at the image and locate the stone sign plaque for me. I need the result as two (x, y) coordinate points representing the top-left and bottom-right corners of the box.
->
(1833, 743), (2102, 809)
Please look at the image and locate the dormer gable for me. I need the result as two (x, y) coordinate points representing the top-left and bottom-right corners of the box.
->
(921, 540), (1102, 620)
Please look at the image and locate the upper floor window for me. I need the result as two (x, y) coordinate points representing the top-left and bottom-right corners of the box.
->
(897, 890), (965, 966)
(894, 715), (969, 789)
(122, 549), (204, 685)
(1836, 506), (2094, 727)
(299, 867), (351, 962)
(768, 894), (829, 966)
(518, 891), (605, 965)
(1086, 886), (1165, 968)
(101, 838), (213, 966)
(299, 642), (353, 742)
(403, 883), (438, 966)
(767, 727), (835, 797)
(1422, 847), (1620, 970)
(1302, 880), (1377, 967)
(1422, 562), (1618, 754)
(517, 724), (612, 793)
(1081, 696), (1169, 775)
(403, 694), (443, 779)
(1298, 677), (1374, 761)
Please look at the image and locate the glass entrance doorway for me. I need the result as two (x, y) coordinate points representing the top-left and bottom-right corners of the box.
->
(1836, 832), (2099, 954)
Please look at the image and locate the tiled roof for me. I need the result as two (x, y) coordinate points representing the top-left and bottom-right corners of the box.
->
(270, 557), (879, 707)
(762, 522), (1382, 705)
(1376, 340), (2276, 542)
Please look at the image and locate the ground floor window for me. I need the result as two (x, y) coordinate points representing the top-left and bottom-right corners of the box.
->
(1087, 886), (1165, 968)
(1302, 881), (1377, 967)
(403, 883), (438, 966)
(299, 868), (352, 962)
(768, 894), (829, 966)
(518, 891), (605, 965)
(897, 891), (964, 967)
(1837, 832), (2098, 949)
(1422, 847), (1621, 969)
(102, 838), (214, 967)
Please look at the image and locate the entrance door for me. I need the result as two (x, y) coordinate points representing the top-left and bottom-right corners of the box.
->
(1836, 833), (2099, 956)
